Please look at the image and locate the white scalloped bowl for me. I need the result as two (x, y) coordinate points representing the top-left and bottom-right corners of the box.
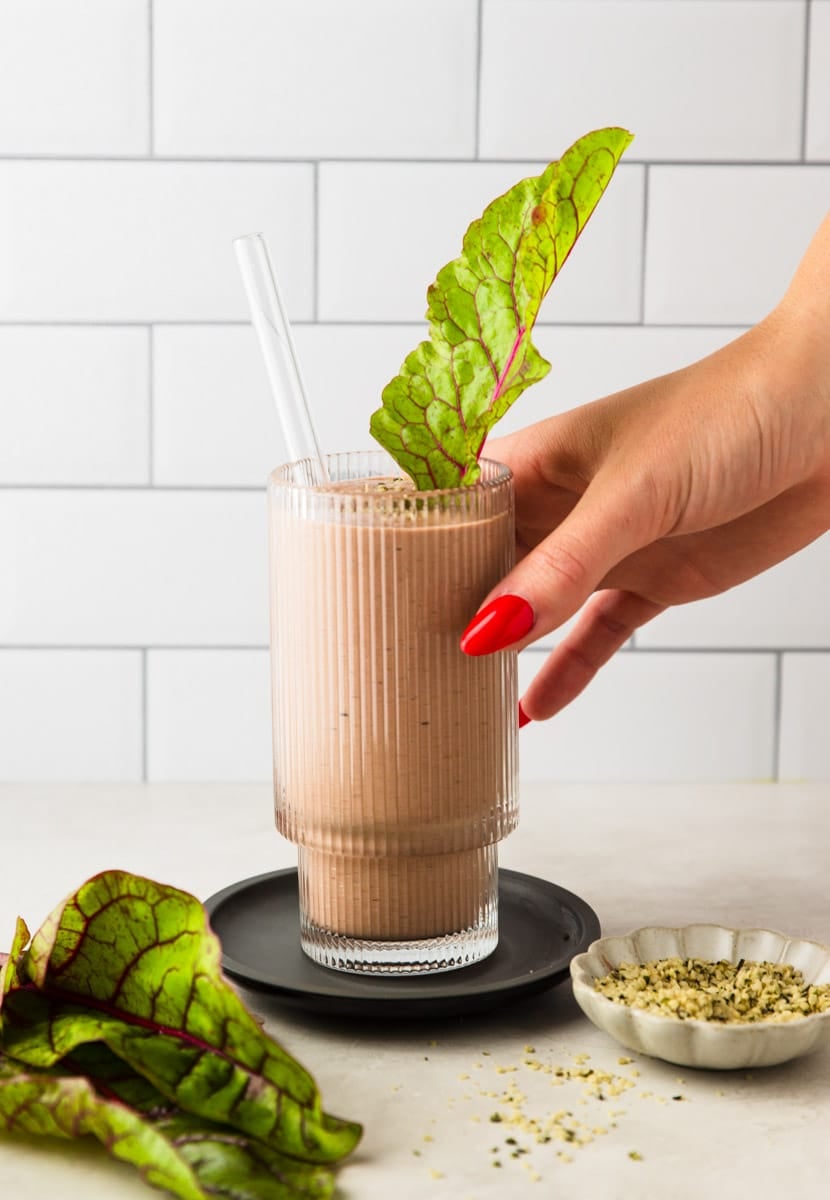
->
(570, 924), (830, 1070)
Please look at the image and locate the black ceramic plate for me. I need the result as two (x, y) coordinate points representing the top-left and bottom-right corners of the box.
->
(205, 868), (600, 1019)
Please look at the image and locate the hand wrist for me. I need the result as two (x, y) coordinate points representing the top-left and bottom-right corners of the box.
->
(753, 289), (830, 493)
(770, 213), (830, 419)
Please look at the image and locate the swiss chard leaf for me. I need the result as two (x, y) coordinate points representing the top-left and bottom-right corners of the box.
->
(0, 1050), (335, 1200)
(0, 871), (360, 1166)
(0, 916), (29, 998)
(370, 126), (633, 488)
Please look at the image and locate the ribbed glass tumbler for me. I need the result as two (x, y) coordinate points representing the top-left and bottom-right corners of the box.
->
(268, 450), (518, 975)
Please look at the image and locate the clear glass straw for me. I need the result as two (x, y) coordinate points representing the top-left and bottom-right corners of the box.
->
(234, 232), (329, 484)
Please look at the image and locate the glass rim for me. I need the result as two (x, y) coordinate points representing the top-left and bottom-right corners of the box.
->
(268, 450), (512, 496)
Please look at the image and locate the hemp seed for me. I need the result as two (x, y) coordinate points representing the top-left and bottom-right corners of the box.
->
(594, 957), (830, 1022)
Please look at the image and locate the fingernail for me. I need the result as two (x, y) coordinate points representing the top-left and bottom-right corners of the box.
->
(518, 701), (532, 729)
(460, 594), (535, 656)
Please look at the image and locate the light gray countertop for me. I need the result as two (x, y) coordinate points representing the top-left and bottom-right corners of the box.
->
(0, 782), (828, 1198)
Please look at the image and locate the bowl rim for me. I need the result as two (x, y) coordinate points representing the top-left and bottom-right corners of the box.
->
(570, 922), (830, 1035)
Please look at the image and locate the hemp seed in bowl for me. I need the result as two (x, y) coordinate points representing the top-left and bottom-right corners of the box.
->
(570, 925), (830, 1069)
(593, 957), (830, 1023)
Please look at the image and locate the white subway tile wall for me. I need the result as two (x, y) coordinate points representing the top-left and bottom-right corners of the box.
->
(152, 323), (422, 485)
(499, 325), (742, 435)
(518, 650), (777, 783)
(154, 0), (478, 159)
(1, 492), (267, 646)
(1, 0), (827, 782)
(645, 166), (830, 324)
(0, 0), (149, 156)
(779, 653), (830, 780)
(0, 162), (314, 322)
(806, 2), (830, 160)
(153, 323), (743, 487)
(318, 162), (645, 322)
(637, 535), (830, 650)
(0, 327), (150, 484)
(0, 651), (142, 781)
(480, 1), (805, 163)
(147, 650), (272, 781)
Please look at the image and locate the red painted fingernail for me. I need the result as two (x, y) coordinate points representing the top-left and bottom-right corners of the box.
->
(460, 594), (535, 656)
(518, 701), (531, 729)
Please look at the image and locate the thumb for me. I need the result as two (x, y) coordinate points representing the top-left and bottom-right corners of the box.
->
(460, 473), (650, 654)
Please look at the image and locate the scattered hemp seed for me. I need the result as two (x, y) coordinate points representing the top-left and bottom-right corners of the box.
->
(594, 957), (830, 1022)
(628, 1151), (644, 1161)
(449, 1049), (690, 1180)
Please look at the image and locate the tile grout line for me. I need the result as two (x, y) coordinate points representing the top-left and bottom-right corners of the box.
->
(4, 645), (827, 655)
(772, 650), (783, 781)
(0, 646), (271, 652)
(800, 0), (812, 162)
(522, 646), (827, 657)
(312, 161), (320, 321)
(0, 484), (267, 493)
(0, 154), (826, 166)
(639, 163), (650, 324)
(474, 0), (484, 159)
(0, 319), (755, 331)
(147, 326), (155, 484)
(147, 0), (155, 156)
(141, 648), (148, 782)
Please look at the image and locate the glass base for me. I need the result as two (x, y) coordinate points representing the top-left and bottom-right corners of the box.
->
(300, 913), (498, 976)
(296, 843), (499, 975)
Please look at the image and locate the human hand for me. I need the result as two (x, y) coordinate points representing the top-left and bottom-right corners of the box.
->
(460, 213), (830, 721)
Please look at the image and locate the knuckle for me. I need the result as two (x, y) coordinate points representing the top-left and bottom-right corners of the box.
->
(594, 608), (629, 640)
(530, 536), (592, 594)
(560, 641), (600, 679)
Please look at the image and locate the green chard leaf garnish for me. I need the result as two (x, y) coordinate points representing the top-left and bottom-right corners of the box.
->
(370, 126), (633, 489)
(0, 1050), (335, 1200)
(0, 870), (361, 1200)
